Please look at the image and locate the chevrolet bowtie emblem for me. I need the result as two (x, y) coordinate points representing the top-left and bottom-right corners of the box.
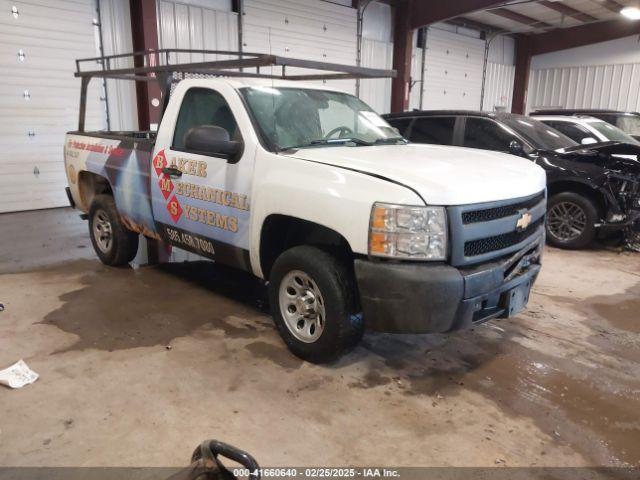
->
(516, 211), (533, 231)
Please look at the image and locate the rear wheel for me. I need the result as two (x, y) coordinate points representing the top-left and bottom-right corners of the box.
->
(268, 246), (363, 363)
(546, 192), (598, 250)
(89, 194), (139, 266)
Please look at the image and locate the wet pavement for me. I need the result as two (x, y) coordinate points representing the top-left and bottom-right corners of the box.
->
(0, 208), (638, 468)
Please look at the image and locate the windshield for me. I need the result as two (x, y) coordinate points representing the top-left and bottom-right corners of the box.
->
(500, 115), (577, 151)
(597, 114), (640, 136)
(588, 120), (640, 145)
(240, 86), (404, 150)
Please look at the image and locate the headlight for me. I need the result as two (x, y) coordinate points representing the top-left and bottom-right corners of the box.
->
(368, 203), (448, 260)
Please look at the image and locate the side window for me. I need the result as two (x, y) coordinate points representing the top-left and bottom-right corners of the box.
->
(386, 118), (412, 137)
(463, 118), (519, 151)
(410, 117), (456, 145)
(545, 122), (593, 144)
(172, 88), (239, 151)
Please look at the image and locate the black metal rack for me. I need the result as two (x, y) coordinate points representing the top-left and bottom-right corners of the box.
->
(75, 49), (396, 131)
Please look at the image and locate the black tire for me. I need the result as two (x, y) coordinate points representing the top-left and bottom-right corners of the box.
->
(546, 192), (599, 250)
(268, 246), (363, 363)
(88, 194), (139, 266)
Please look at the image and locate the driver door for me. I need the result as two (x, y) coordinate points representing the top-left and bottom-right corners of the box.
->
(150, 86), (253, 270)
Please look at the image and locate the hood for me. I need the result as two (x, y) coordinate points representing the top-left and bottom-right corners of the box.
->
(282, 144), (546, 205)
(561, 141), (640, 157)
(556, 141), (640, 173)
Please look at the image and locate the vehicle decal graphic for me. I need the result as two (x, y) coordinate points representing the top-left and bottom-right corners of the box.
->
(66, 135), (159, 239)
(150, 150), (251, 251)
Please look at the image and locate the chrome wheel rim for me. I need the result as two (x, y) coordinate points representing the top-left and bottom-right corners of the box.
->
(278, 270), (325, 343)
(547, 201), (587, 241)
(93, 209), (113, 253)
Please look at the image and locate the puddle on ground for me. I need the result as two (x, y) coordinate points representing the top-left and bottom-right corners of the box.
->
(590, 287), (640, 334)
(41, 261), (270, 352)
(351, 321), (640, 466)
(546, 284), (640, 335)
(245, 341), (303, 370)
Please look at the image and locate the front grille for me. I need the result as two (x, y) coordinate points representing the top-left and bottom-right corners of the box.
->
(462, 192), (545, 224)
(464, 218), (544, 257)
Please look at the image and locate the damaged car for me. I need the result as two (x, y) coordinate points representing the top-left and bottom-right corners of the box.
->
(384, 111), (640, 250)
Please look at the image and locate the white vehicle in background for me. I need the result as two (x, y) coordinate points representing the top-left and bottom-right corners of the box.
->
(535, 115), (640, 147)
(63, 50), (547, 363)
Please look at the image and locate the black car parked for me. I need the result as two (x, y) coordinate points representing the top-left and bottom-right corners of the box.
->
(531, 109), (640, 141)
(383, 110), (640, 250)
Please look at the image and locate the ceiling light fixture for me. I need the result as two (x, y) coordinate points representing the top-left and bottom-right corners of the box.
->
(620, 6), (640, 20)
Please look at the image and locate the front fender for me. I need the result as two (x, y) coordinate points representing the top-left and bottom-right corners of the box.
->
(249, 153), (422, 278)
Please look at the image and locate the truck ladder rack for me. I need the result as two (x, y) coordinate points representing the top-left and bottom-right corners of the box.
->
(75, 49), (396, 131)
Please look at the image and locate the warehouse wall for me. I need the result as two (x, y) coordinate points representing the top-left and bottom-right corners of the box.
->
(359, 2), (393, 113)
(157, 0), (237, 59)
(483, 35), (515, 112)
(527, 35), (640, 113)
(100, 0), (138, 131)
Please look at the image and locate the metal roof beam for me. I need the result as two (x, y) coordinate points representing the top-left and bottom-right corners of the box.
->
(596, 0), (624, 13)
(407, 0), (508, 30)
(538, 0), (598, 22)
(446, 16), (508, 34)
(488, 7), (553, 29)
(530, 18), (640, 54)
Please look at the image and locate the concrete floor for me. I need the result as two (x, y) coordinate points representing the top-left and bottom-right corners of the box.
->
(0, 208), (638, 468)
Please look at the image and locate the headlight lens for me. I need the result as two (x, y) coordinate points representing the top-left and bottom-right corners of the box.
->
(369, 203), (447, 260)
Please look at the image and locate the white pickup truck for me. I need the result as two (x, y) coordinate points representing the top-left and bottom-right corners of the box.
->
(64, 51), (546, 362)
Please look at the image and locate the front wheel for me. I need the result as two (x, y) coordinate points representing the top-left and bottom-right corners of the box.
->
(268, 246), (363, 363)
(546, 192), (599, 250)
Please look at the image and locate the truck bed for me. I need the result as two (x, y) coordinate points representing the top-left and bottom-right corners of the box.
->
(67, 130), (157, 144)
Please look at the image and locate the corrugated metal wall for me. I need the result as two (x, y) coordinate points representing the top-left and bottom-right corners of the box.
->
(157, 0), (237, 61)
(99, 0), (138, 131)
(243, 0), (357, 94)
(408, 46), (423, 110)
(359, 39), (392, 114)
(528, 63), (640, 113)
(0, 0), (105, 212)
(483, 62), (515, 112)
(359, 2), (392, 113)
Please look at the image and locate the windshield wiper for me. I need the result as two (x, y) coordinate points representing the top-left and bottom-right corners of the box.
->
(372, 137), (407, 145)
(310, 138), (373, 146)
(283, 137), (406, 150)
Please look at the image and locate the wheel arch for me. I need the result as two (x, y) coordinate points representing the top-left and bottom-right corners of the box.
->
(547, 180), (608, 218)
(259, 214), (355, 280)
(77, 171), (113, 212)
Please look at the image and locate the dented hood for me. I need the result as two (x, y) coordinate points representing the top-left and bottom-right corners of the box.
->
(283, 143), (547, 205)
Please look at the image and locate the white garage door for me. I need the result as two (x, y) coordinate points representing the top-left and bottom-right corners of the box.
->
(243, 0), (357, 94)
(0, 0), (105, 213)
(420, 27), (486, 110)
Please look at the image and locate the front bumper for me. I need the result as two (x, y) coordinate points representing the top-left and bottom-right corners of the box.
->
(355, 236), (543, 334)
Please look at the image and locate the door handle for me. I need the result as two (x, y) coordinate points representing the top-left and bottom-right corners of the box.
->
(162, 167), (182, 178)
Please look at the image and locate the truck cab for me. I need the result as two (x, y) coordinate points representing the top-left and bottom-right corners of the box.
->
(64, 51), (547, 363)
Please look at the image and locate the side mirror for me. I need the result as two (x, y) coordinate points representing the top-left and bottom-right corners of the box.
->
(581, 137), (598, 145)
(509, 140), (526, 157)
(184, 125), (242, 162)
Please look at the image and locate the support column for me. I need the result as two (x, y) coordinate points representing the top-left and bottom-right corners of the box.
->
(129, 0), (162, 130)
(390, 0), (413, 113)
(512, 34), (532, 115)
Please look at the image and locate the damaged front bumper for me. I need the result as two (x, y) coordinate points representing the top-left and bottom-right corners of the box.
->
(355, 233), (544, 334)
